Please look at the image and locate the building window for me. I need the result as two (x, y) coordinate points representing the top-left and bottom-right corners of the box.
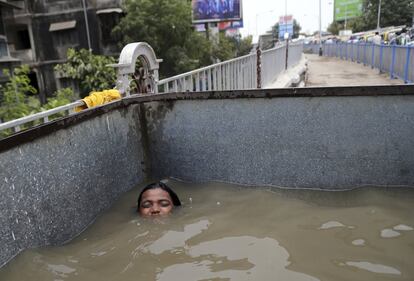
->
(28, 72), (39, 94)
(52, 29), (77, 47)
(97, 8), (123, 45)
(0, 36), (9, 57)
(0, 10), (5, 35)
(49, 20), (78, 54)
(15, 29), (31, 50)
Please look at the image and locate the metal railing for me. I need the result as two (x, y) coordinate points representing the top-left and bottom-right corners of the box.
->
(307, 42), (414, 84)
(0, 41), (304, 137)
(261, 41), (303, 87)
(261, 45), (285, 87)
(157, 52), (258, 93)
(0, 101), (84, 134)
(158, 41), (303, 93)
(158, 54), (257, 93)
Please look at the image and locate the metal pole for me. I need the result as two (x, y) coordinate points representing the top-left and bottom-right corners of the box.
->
(205, 22), (209, 40)
(344, 4), (347, 30)
(285, 39), (289, 69)
(412, 2), (414, 28)
(256, 46), (261, 88)
(255, 14), (258, 37)
(319, 0), (322, 56)
(82, 0), (92, 51)
(285, 0), (288, 38)
(377, 0), (382, 32)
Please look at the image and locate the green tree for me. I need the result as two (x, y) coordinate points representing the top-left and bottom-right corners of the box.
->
(327, 21), (343, 35)
(213, 33), (237, 61)
(0, 65), (39, 123)
(230, 35), (253, 57)
(54, 48), (116, 97)
(167, 31), (213, 75)
(335, 0), (414, 33)
(113, 0), (214, 77)
(42, 88), (74, 111)
(0, 65), (76, 137)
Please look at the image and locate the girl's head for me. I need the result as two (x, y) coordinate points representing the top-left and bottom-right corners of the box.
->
(137, 182), (181, 217)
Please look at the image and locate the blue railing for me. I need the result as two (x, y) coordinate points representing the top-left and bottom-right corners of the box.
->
(306, 42), (414, 84)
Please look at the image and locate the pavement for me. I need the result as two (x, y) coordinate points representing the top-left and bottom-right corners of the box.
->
(305, 54), (404, 87)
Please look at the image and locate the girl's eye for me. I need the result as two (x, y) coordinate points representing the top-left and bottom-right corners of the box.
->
(160, 200), (171, 207)
(141, 201), (152, 208)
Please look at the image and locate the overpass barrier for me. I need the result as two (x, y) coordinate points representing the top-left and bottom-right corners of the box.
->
(306, 42), (414, 84)
(158, 41), (304, 93)
(0, 42), (303, 138)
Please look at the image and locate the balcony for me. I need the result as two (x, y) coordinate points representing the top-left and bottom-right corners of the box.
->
(10, 48), (33, 62)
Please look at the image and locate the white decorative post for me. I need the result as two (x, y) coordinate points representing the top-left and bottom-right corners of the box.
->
(110, 42), (162, 96)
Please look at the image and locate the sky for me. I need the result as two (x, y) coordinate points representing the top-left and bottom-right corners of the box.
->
(239, 0), (334, 41)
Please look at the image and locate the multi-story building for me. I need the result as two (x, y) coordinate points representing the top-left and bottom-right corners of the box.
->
(0, 1), (21, 84)
(0, 0), (123, 102)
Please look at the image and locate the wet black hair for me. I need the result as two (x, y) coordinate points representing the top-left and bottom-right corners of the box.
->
(137, 182), (181, 212)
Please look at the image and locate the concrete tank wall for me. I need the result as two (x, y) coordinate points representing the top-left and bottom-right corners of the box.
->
(0, 104), (146, 267)
(145, 89), (414, 189)
(0, 85), (414, 267)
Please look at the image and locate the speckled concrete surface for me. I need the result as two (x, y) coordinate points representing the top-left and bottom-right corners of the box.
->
(0, 105), (145, 267)
(146, 96), (414, 189)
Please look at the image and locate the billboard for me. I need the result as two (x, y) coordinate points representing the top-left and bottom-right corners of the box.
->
(279, 15), (293, 39)
(192, 0), (242, 23)
(279, 24), (294, 39)
(279, 15), (293, 25)
(334, 0), (363, 21)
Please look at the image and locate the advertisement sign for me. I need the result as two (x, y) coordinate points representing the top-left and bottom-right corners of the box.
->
(225, 28), (241, 37)
(334, 0), (363, 21)
(279, 23), (293, 39)
(192, 0), (242, 23)
(194, 24), (206, 32)
(218, 20), (243, 31)
(278, 15), (293, 39)
(231, 20), (243, 28)
(279, 15), (293, 25)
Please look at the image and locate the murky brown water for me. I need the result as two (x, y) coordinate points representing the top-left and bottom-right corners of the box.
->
(1, 180), (414, 281)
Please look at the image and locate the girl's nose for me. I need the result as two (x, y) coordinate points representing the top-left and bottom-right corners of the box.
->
(150, 205), (160, 215)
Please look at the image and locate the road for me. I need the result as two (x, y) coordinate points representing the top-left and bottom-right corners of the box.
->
(305, 54), (404, 87)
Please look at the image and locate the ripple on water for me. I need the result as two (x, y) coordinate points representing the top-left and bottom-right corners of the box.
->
(393, 224), (413, 231)
(345, 261), (401, 275)
(319, 221), (345, 230)
(351, 239), (365, 246)
(380, 229), (401, 238)
(47, 264), (76, 278)
(319, 221), (354, 230)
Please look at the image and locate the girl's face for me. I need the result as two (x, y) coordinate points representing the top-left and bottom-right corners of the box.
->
(139, 188), (173, 217)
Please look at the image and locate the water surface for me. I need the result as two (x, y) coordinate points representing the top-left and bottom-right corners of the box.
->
(1, 180), (413, 281)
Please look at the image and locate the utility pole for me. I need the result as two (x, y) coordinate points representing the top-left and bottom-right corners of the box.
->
(82, 0), (92, 51)
(285, 0), (289, 66)
(377, 0), (382, 32)
(205, 23), (210, 40)
(284, 0), (288, 39)
(344, 4), (347, 31)
(319, 0), (322, 56)
(411, 0), (414, 28)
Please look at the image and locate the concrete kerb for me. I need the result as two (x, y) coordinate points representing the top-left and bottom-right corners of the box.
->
(265, 55), (308, 88)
